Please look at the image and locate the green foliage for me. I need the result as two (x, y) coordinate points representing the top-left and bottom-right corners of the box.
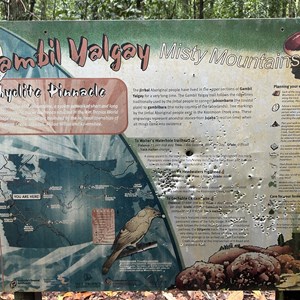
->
(212, 0), (299, 18)
(0, 0), (300, 20)
(143, 0), (176, 19)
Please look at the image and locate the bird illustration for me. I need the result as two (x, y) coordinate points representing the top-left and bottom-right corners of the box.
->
(102, 206), (161, 274)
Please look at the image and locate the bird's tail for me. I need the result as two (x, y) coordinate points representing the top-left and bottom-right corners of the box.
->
(102, 249), (123, 275)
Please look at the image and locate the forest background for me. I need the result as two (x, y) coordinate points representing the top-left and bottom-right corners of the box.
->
(3, 0), (300, 21)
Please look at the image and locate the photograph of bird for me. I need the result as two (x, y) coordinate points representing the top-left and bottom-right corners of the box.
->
(102, 206), (161, 275)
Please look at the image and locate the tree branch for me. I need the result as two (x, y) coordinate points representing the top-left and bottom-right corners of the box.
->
(118, 242), (158, 259)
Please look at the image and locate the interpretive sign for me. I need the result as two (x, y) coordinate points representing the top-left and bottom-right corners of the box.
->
(0, 20), (299, 292)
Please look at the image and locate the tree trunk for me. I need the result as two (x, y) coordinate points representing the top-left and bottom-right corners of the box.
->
(29, 0), (36, 20)
(199, 0), (204, 18)
(237, 0), (244, 17)
(53, 0), (56, 19)
(40, 0), (46, 19)
(282, 0), (288, 17)
(288, 0), (296, 17)
(7, 0), (28, 20)
(82, 0), (88, 19)
(182, 0), (189, 17)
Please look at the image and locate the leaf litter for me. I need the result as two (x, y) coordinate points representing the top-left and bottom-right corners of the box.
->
(0, 290), (276, 300)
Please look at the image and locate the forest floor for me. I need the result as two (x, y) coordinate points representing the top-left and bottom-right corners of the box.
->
(0, 290), (276, 300)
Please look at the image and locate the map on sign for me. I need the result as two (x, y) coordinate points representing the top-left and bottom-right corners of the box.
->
(1, 154), (138, 248)
(0, 135), (180, 291)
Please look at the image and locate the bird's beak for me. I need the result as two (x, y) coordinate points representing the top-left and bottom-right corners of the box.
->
(154, 209), (162, 217)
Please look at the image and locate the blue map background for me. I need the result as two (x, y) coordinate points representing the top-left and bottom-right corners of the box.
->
(4, 153), (155, 248)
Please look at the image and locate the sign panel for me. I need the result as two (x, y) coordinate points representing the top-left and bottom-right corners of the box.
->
(0, 20), (299, 292)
